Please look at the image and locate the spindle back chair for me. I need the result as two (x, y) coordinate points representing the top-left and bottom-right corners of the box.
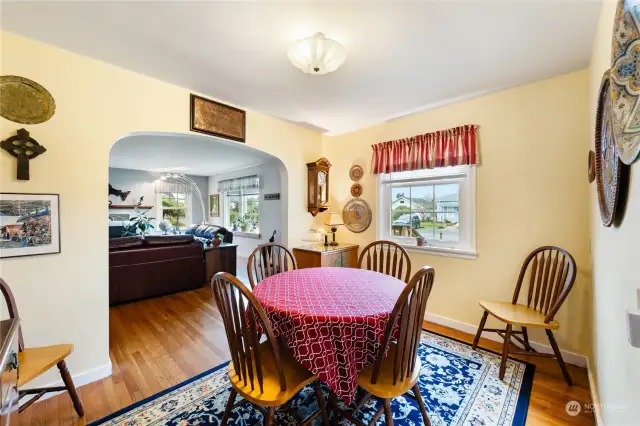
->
(247, 243), (297, 289)
(0, 278), (84, 417)
(211, 272), (329, 425)
(472, 246), (577, 385)
(358, 240), (411, 283)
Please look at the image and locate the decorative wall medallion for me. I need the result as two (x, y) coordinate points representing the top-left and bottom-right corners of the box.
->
(349, 165), (363, 181)
(350, 183), (362, 197)
(610, 0), (640, 164)
(0, 76), (56, 124)
(0, 128), (46, 180)
(343, 198), (372, 233)
(595, 72), (623, 227)
(588, 150), (596, 183)
(190, 94), (246, 142)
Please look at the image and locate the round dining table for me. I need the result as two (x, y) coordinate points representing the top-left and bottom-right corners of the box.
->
(253, 267), (405, 404)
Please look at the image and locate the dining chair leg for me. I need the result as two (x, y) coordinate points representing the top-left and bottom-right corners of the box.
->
(499, 325), (512, 380)
(383, 399), (394, 426)
(328, 391), (339, 426)
(412, 385), (431, 426)
(521, 327), (533, 352)
(57, 360), (84, 417)
(314, 381), (331, 426)
(220, 388), (237, 426)
(472, 311), (489, 350)
(545, 329), (573, 386)
(265, 406), (275, 425)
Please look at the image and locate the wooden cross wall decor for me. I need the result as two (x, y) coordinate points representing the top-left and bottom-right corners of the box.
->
(1, 128), (46, 180)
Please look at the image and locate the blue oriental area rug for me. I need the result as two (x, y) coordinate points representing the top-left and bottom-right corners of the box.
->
(90, 331), (534, 426)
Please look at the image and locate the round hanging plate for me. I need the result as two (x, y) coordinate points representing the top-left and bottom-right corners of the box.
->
(343, 198), (372, 233)
(588, 150), (596, 183)
(610, 0), (640, 164)
(349, 165), (364, 181)
(350, 183), (362, 197)
(595, 72), (623, 227)
(0, 76), (56, 124)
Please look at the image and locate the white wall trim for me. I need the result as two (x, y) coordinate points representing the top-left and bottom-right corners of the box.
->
(21, 361), (112, 406)
(586, 357), (603, 425)
(424, 312), (587, 367)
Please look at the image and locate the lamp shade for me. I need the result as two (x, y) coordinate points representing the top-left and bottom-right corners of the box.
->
(325, 212), (344, 226)
(287, 33), (346, 75)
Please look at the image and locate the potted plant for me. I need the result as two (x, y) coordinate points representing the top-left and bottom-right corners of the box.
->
(122, 207), (155, 237)
(236, 214), (249, 232)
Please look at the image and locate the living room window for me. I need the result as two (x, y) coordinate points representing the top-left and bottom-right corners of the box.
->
(219, 175), (260, 236)
(158, 192), (191, 229)
(377, 165), (476, 258)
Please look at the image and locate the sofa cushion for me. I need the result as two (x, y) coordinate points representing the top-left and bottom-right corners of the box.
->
(109, 236), (144, 250)
(145, 235), (195, 246)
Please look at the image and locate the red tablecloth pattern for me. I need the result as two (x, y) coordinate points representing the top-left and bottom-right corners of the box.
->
(253, 267), (405, 404)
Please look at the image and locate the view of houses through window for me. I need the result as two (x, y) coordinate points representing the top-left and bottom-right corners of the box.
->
(390, 184), (460, 242)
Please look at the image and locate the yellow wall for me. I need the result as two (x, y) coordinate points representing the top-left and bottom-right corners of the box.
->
(0, 31), (323, 384)
(324, 70), (592, 355)
(588, 1), (640, 423)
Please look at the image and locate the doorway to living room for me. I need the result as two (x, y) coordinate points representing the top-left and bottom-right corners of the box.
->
(108, 131), (288, 305)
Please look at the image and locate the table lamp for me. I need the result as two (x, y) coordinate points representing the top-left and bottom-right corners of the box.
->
(324, 212), (344, 246)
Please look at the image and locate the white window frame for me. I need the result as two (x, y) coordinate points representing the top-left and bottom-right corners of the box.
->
(377, 166), (477, 259)
(224, 190), (261, 237)
(157, 192), (192, 230)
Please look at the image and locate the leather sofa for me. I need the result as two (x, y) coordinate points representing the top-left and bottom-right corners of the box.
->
(109, 235), (205, 305)
(184, 224), (233, 244)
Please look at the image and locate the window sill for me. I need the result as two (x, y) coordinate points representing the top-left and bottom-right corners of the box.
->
(233, 231), (261, 239)
(401, 244), (478, 260)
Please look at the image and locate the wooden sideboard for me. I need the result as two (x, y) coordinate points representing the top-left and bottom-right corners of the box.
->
(0, 319), (19, 426)
(204, 243), (237, 283)
(293, 243), (359, 269)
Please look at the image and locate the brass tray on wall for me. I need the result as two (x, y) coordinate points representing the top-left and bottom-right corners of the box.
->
(0, 76), (55, 124)
(595, 72), (623, 227)
(190, 94), (246, 142)
(343, 198), (372, 233)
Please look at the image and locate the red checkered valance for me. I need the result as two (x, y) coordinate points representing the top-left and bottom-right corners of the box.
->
(371, 124), (479, 174)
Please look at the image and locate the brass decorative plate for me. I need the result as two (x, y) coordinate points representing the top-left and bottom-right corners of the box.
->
(595, 72), (623, 227)
(349, 165), (363, 181)
(0, 76), (55, 124)
(350, 183), (362, 197)
(588, 150), (596, 183)
(343, 198), (371, 233)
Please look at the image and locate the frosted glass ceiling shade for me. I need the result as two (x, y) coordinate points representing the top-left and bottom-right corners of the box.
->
(287, 33), (347, 75)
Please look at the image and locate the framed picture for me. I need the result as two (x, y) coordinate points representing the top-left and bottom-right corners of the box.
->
(210, 194), (220, 217)
(0, 193), (61, 259)
(190, 94), (246, 142)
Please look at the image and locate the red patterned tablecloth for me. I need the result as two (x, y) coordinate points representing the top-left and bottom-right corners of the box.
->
(253, 267), (405, 404)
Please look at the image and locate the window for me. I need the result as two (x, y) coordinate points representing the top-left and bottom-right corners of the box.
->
(225, 190), (260, 234)
(158, 192), (191, 229)
(378, 166), (476, 258)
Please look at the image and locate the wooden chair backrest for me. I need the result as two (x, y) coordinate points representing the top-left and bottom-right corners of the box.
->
(210, 272), (286, 393)
(369, 266), (435, 385)
(512, 246), (577, 323)
(247, 243), (297, 289)
(358, 240), (412, 283)
(0, 278), (24, 352)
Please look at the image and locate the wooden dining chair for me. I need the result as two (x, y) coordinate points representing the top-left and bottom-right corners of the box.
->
(339, 266), (435, 426)
(0, 278), (84, 417)
(358, 241), (411, 283)
(247, 243), (297, 289)
(211, 272), (329, 426)
(471, 246), (577, 385)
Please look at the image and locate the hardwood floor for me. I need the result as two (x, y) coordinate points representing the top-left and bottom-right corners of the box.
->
(18, 287), (595, 425)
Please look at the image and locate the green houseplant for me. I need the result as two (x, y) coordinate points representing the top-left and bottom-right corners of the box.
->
(122, 207), (155, 237)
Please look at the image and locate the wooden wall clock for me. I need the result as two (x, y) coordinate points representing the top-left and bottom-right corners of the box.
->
(306, 157), (331, 216)
(595, 72), (624, 227)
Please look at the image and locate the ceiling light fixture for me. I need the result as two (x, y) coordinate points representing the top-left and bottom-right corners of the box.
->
(287, 32), (346, 75)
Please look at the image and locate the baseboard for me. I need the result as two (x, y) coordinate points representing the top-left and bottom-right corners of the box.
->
(20, 361), (112, 406)
(586, 357), (604, 425)
(424, 312), (587, 367)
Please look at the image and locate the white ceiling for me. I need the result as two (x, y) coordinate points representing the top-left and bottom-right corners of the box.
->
(3, 1), (601, 135)
(110, 133), (274, 176)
